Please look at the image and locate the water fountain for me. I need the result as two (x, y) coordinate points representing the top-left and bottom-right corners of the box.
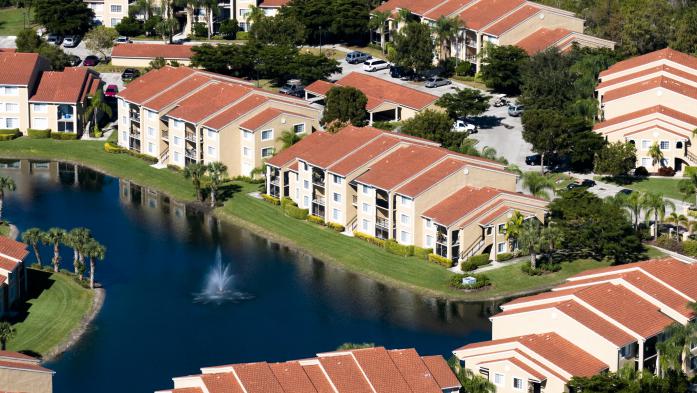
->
(194, 247), (253, 304)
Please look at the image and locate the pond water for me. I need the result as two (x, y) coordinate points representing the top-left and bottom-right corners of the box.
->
(0, 160), (499, 393)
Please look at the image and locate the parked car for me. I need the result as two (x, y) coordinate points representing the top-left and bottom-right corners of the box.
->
(525, 154), (541, 166)
(114, 36), (132, 44)
(345, 51), (371, 64)
(83, 55), (100, 66)
(567, 179), (596, 190)
(121, 68), (140, 80)
(46, 34), (63, 45)
(279, 79), (305, 97)
(389, 65), (413, 80)
(424, 76), (451, 88)
(508, 103), (524, 117)
(363, 59), (389, 72)
(63, 35), (80, 48)
(493, 94), (509, 107)
(104, 84), (118, 97)
(618, 188), (634, 195)
(67, 55), (82, 67)
(453, 118), (477, 134)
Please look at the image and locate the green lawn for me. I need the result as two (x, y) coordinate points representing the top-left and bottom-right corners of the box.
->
(0, 222), (10, 237)
(8, 269), (93, 356)
(0, 137), (196, 201)
(0, 7), (31, 36)
(595, 176), (685, 200)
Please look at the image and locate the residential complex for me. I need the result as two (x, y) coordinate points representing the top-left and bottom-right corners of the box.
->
(84, 0), (132, 27)
(0, 350), (54, 393)
(111, 44), (193, 67)
(266, 125), (547, 261)
(0, 52), (102, 136)
(305, 72), (441, 124)
(155, 346), (461, 393)
(454, 258), (697, 393)
(594, 48), (697, 173)
(216, 0), (291, 30)
(373, 0), (614, 70)
(0, 236), (29, 318)
(116, 66), (321, 176)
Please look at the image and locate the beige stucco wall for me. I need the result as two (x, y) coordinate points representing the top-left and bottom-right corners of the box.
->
(472, 360), (561, 393)
(498, 11), (584, 46)
(0, 368), (52, 393)
(0, 86), (30, 133)
(625, 127), (687, 171)
(85, 0), (129, 27)
(602, 89), (697, 119)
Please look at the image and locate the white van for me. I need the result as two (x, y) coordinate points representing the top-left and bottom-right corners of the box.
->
(363, 59), (390, 72)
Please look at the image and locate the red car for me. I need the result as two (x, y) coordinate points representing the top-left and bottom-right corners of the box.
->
(104, 84), (118, 97)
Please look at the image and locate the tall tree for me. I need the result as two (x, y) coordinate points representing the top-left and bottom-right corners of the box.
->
(614, 191), (643, 231)
(648, 142), (665, 168)
(43, 227), (66, 273)
(517, 220), (543, 269)
(479, 44), (528, 95)
(67, 227), (91, 279)
(84, 26), (118, 60)
(657, 303), (697, 374)
(642, 192), (675, 240)
(521, 109), (568, 172)
(84, 239), (106, 290)
(593, 141), (636, 177)
(678, 172), (697, 206)
(432, 16), (462, 60)
(183, 163), (207, 202)
(206, 162), (228, 208)
(321, 86), (368, 126)
(34, 0), (94, 35)
(21, 228), (44, 266)
(618, 0), (672, 56)
(0, 176), (16, 223)
(519, 48), (574, 111)
(392, 22), (434, 75)
(368, 11), (390, 53)
(504, 210), (525, 244)
(520, 172), (554, 200)
(84, 89), (113, 134)
(436, 88), (489, 120)
(249, 14), (306, 46)
(400, 110), (462, 150)
(0, 322), (15, 351)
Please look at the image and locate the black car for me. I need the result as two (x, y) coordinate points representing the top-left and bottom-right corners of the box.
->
(567, 179), (596, 190)
(121, 68), (140, 80)
(389, 65), (413, 79)
(525, 154), (541, 166)
(67, 55), (81, 67)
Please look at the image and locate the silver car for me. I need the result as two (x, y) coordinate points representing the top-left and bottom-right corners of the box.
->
(424, 76), (451, 88)
(63, 35), (80, 48)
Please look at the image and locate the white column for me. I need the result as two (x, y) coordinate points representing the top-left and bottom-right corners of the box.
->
(266, 166), (271, 195)
(638, 340), (644, 371)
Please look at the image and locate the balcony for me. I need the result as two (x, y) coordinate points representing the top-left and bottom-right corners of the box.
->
(270, 178), (280, 186)
(130, 112), (141, 123)
(312, 173), (325, 187)
(185, 132), (199, 143)
(352, 195), (357, 206)
(313, 197), (325, 206)
(376, 217), (389, 229)
(376, 198), (389, 210)
(185, 149), (197, 160)
(130, 130), (141, 138)
(161, 130), (169, 140)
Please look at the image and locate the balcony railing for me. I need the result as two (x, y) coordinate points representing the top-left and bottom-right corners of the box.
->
(313, 197), (325, 206)
(185, 132), (199, 143)
(270, 178), (280, 186)
(376, 217), (389, 229)
(130, 131), (141, 138)
(185, 150), (197, 160)
(376, 199), (389, 210)
(130, 113), (141, 122)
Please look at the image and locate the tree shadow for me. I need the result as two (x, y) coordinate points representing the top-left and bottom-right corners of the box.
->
(215, 182), (243, 205)
(8, 268), (56, 324)
(599, 175), (647, 186)
(471, 115), (506, 130)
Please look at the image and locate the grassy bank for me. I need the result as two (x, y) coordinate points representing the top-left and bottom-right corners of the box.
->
(8, 269), (94, 356)
(0, 7), (31, 36)
(595, 176), (685, 200)
(0, 137), (195, 201)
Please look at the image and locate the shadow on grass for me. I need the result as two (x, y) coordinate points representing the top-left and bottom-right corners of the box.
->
(8, 268), (56, 324)
(599, 175), (647, 186)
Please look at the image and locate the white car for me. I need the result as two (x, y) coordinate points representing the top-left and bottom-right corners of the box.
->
(114, 36), (131, 44)
(363, 59), (390, 72)
(453, 119), (477, 134)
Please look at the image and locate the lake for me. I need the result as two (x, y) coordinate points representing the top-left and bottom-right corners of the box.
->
(0, 160), (498, 393)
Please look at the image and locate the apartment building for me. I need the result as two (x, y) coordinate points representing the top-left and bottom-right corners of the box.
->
(0, 236), (29, 318)
(0, 53), (49, 133)
(84, 0), (132, 27)
(266, 125), (547, 261)
(305, 72), (441, 124)
(155, 346), (461, 393)
(111, 44), (193, 67)
(594, 48), (697, 173)
(0, 351), (54, 393)
(453, 257), (697, 393)
(116, 66), (321, 177)
(373, 0), (614, 70)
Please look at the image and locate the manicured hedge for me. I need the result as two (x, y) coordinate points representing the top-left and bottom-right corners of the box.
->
(283, 203), (309, 220)
(51, 132), (78, 140)
(384, 239), (414, 257)
(27, 129), (51, 139)
(281, 197), (296, 209)
(261, 194), (280, 205)
(449, 273), (491, 290)
(521, 261), (561, 276)
(327, 222), (345, 232)
(353, 231), (386, 247)
(236, 31), (249, 40)
(307, 215), (325, 225)
(413, 246), (432, 260)
(496, 252), (514, 262)
(428, 253), (452, 267)
(104, 142), (125, 153)
(460, 254), (490, 271)
(683, 240), (697, 257)
(0, 134), (17, 141)
(103, 142), (158, 163)
(0, 129), (20, 141)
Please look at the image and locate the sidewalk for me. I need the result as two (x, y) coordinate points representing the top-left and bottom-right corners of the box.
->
(448, 255), (528, 274)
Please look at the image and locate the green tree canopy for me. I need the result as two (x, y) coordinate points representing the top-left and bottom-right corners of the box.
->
(35, 0), (94, 35)
(400, 110), (460, 149)
(249, 14), (306, 46)
(480, 44), (528, 95)
(519, 48), (575, 111)
(593, 141), (636, 177)
(392, 22), (434, 74)
(322, 86), (368, 126)
(435, 88), (489, 120)
(84, 26), (119, 59)
(521, 109), (568, 171)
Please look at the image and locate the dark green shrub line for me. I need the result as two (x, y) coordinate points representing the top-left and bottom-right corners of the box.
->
(50, 132), (78, 140)
(428, 253), (452, 267)
(28, 129), (51, 139)
(449, 273), (491, 290)
(460, 254), (490, 272)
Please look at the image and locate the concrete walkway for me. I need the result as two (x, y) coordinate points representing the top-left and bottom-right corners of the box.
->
(448, 255), (529, 274)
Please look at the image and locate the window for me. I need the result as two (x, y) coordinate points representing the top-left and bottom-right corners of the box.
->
(173, 119), (184, 129)
(208, 146), (216, 157)
(243, 147), (250, 157)
(333, 174), (343, 185)
(425, 235), (433, 247)
(148, 143), (154, 153)
(110, 18), (120, 26)
(302, 162), (308, 171)
(243, 130), (252, 140)
(110, 5), (122, 12)
(362, 184), (370, 194)
(513, 377), (523, 390)
(641, 140), (651, 150)
(486, 226), (493, 236)
(332, 208), (340, 220)
(498, 223), (506, 234)
(147, 110), (155, 120)
(261, 129), (273, 141)
(32, 104), (47, 113)
(174, 136), (181, 146)
(400, 231), (410, 243)
(660, 140), (670, 150)
(362, 203), (369, 213)
(400, 195), (412, 206)
(147, 127), (154, 137)
(0, 87), (18, 96)
(362, 219), (369, 231)
(333, 193), (341, 203)
(304, 180), (309, 189)
(303, 196), (309, 208)
(293, 123), (305, 134)
(400, 214), (409, 225)
(497, 242), (506, 253)
(641, 157), (652, 167)
(4, 118), (18, 129)
(494, 373), (504, 386)
(261, 147), (274, 157)
(121, 100), (128, 109)
(4, 103), (17, 113)
(122, 131), (126, 140)
(207, 129), (215, 139)
(173, 151), (180, 162)
(32, 117), (47, 129)
(425, 219), (432, 229)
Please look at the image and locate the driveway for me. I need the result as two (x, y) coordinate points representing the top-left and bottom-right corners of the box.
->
(0, 36), (16, 49)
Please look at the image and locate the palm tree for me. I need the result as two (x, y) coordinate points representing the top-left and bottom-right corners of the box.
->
(520, 172), (554, 200)
(657, 303), (697, 375)
(480, 146), (497, 160)
(368, 11), (390, 53)
(517, 220), (543, 269)
(43, 227), (66, 273)
(504, 211), (524, 249)
(129, 0), (153, 19)
(541, 224), (563, 264)
(84, 89), (112, 136)
(666, 212), (689, 241)
(447, 356), (495, 393)
(432, 16), (462, 60)
(648, 142), (665, 168)
(615, 191), (644, 231)
(84, 239), (106, 290)
(207, 162), (228, 208)
(0, 321), (15, 350)
(183, 163), (207, 202)
(21, 228), (43, 266)
(277, 129), (303, 150)
(678, 172), (697, 207)
(642, 192), (675, 240)
(0, 176), (16, 223)
(67, 228), (92, 280)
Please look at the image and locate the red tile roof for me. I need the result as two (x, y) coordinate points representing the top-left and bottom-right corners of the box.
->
(0, 52), (44, 86)
(232, 363), (285, 393)
(203, 95), (269, 130)
(167, 83), (251, 123)
(351, 347), (413, 393)
(554, 300), (636, 347)
(483, 4), (539, 36)
(421, 355), (461, 389)
(422, 186), (502, 226)
(29, 67), (100, 104)
(602, 75), (697, 102)
(304, 80), (333, 96)
(386, 349), (443, 393)
(266, 131), (332, 167)
(0, 237), (28, 261)
(354, 144), (446, 190)
(396, 158), (467, 197)
(600, 48), (697, 78)
(597, 64), (697, 90)
(238, 108), (314, 131)
(118, 66), (197, 105)
(169, 388), (203, 393)
(0, 48), (16, 53)
(515, 28), (573, 55)
(422, 0), (477, 20)
(112, 43), (193, 59)
(201, 373), (244, 393)
(268, 362), (318, 393)
(259, 0), (290, 6)
(300, 364), (335, 393)
(477, 357), (547, 381)
(593, 105), (697, 130)
(299, 125), (384, 168)
(317, 354), (374, 393)
(374, 0), (443, 16)
(143, 74), (212, 111)
(458, 0), (525, 31)
(328, 134), (403, 176)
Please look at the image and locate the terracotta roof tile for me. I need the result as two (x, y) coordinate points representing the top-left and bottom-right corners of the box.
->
(421, 355), (461, 389)
(118, 66), (196, 105)
(266, 131), (331, 167)
(317, 354), (373, 393)
(0, 359), (52, 373)
(354, 144), (445, 190)
(232, 363), (285, 393)
(143, 74), (212, 111)
(637, 258), (697, 300)
(299, 125), (383, 168)
(0, 237), (28, 261)
(555, 300), (636, 347)
(422, 186), (502, 226)
(457, 0), (525, 31)
(396, 158), (467, 197)
(593, 105), (697, 130)
(351, 347), (413, 393)
(387, 349), (442, 393)
(238, 108), (314, 131)
(484, 4), (540, 36)
(515, 28), (573, 55)
(374, 0), (445, 16)
(301, 364), (335, 393)
(259, 0), (290, 7)
(328, 134), (403, 176)
(202, 95), (269, 130)
(201, 373), (244, 393)
(600, 48), (697, 78)
(422, 0), (476, 20)
(0, 52), (43, 85)
(603, 76), (697, 102)
(268, 361), (318, 393)
(503, 287), (583, 306)
(112, 43), (192, 59)
(170, 388), (203, 393)
(168, 83), (252, 123)
(304, 80), (333, 96)
(598, 65), (697, 90)
(29, 67), (100, 104)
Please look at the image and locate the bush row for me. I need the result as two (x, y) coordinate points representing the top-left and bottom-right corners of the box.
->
(103, 142), (158, 163)
(495, 252), (514, 262)
(521, 261), (561, 276)
(307, 215), (325, 225)
(28, 129), (51, 139)
(327, 222), (345, 232)
(460, 254), (490, 272)
(384, 239), (413, 257)
(51, 132), (78, 140)
(449, 273), (491, 290)
(261, 194), (280, 205)
(353, 231), (386, 247)
(283, 203), (309, 220)
(0, 128), (20, 141)
(428, 253), (452, 267)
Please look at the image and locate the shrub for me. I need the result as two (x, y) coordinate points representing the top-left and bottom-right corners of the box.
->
(449, 273), (491, 290)
(307, 214), (325, 225)
(384, 239), (414, 257)
(283, 203), (309, 220)
(0, 128), (19, 136)
(496, 252), (514, 262)
(51, 132), (78, 140)
(27, 129), (51, 139)
(236, 31), (249, 40)
(521, 261), (561, 276)
(634, 166), (649, 177)
(371, 121), (399, 131)
(125, 149), (158, 163)
(261, 194), (280, 205)
(657, 166), (676, 177)
(0, 134), (17, 141)
(192, 22), (207, 38)
(682, 240), (697, 256)
(327, 222), (345, 232)
(655, 234), (682, 253)
(428, 253), (452, 267)
(413, 246), (432, 260)
(455, 61), (475, 76)
(281, 197), (296, 209)
(104, 141), (125, 153)
(353, 231), (386, 247)
(167, 164), (182, 172)
(220, 19), (239, 39)
(684, 166), (697, 178)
